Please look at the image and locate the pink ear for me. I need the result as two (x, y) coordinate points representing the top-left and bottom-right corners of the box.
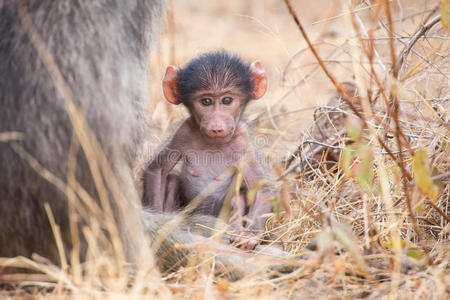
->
(162, 66), (181, 105)
(250, 61), (267, 100)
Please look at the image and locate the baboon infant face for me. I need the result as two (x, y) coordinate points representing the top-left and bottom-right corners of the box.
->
(190, 88), (245, 140)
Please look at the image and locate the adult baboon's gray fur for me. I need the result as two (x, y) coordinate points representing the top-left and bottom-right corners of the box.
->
(0, 0), (165, 264)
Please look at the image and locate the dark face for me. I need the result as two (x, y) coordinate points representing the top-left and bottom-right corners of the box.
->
(189, 88), (245, 141)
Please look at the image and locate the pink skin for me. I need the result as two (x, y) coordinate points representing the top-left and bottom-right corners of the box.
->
(143, 61), (271, 250)
(191, 90), (243, 141)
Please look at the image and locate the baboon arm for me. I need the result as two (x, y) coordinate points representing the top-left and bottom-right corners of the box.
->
(143, 141), (182, 211)
(242, 158), (273, 233)
(229, 157), (273, 250)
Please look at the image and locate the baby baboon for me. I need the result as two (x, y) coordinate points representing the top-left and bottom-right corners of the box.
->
(143, 51), (274, 250)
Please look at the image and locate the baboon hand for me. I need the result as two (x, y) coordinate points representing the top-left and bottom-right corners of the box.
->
(229, 229), (260, 250)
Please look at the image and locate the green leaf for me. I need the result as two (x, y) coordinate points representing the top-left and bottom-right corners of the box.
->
(246, 179), (266, 206)
(345, 116), (362, 141)
(340, 145), (354, 176)
(382, 237), (405, 250)
(383, 238), (425, 263)
(441, 0), (449, 28)
(406, 247), (425, 262)
(412, 149), (439, 198)
(264, 196), (281, 217)
(273, 201), (281, 217)
(415, 203), (425, 215)
(356, 145), (374, 191)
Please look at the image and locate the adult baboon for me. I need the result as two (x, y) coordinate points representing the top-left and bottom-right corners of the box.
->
(0, 0), (165, 264)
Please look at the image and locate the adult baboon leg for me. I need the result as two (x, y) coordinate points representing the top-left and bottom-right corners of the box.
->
(143, 212), (296, 281)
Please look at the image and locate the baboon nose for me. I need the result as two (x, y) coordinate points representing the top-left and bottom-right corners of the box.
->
(209, 129), (225, 137)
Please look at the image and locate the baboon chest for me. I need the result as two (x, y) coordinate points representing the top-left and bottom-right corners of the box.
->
(179, 143), (246, 215)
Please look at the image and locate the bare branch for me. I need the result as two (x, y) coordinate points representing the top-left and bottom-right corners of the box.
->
(396, 15), (442, 78)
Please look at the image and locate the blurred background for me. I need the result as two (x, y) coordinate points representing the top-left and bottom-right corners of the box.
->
(146, 0), (447, 162)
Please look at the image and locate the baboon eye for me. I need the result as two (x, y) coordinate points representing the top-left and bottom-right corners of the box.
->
(222, 97), (233, 105)
(201, 98), (213, 106)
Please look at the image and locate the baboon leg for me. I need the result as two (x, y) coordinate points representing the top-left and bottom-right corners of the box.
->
(164, 174), (181, 212)
(229, 192), (247, 235)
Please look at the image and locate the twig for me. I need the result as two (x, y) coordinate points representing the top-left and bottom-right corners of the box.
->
(283, 0), (410, 180)
(384, 0), (398, 78)
(426, 200), (450, 223)
(283, 0), (364, 121)
(0, 131), (24, 142)
(167, 0), (176, 64)
(383, 0), (421, 242)
(281, 128), (346, 179)
(302, 140), (344, 151)
(396, 15), (442, 78)
(430, 171), (450, 182)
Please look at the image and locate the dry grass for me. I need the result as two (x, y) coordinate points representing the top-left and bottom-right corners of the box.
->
(1, 0), (449, 298)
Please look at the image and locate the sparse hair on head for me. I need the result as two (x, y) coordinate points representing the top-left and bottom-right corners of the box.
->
(177, 50), (254, 105)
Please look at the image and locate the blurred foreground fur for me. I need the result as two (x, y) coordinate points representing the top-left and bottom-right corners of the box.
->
(0, 0), (165, 264)
(144, 213), (295, 281)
